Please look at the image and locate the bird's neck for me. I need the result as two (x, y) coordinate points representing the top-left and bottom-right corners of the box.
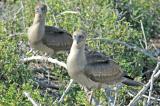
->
(68, 41), (86, 64)
(70, 42), (85, 55)
(67, 42), (86, 77)
(28, 14), (45, 43)
(33, 14), (45, 25)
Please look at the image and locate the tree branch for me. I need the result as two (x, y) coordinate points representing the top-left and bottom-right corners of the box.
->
(140, 20), (148, 49)
(20, 55), (67, 69)
(56, 11), (80, 17)
(128, 62), (160, 106)
(128, 90), (160, 102)
(23, 91), (40, 106)
(147, 62), (159, 105)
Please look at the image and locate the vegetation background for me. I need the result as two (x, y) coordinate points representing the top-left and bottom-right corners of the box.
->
(0, 0), (160, 105)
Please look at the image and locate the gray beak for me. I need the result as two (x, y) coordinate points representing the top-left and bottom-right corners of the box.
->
(35, 8), (42, 14)
(75, 36), (81, 44)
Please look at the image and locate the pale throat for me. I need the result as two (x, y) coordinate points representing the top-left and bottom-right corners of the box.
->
(33, 14), (45, 25)
(68, 40), (86, 73)
(70, 41), (86, 60)
(71, 40), (85, 51)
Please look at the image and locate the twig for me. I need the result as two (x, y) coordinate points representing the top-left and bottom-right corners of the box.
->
(128, 62), (160, 106)
(83, 88), (101, 106)
(147, 62), (159, 105)
(105, 88), (114, 106)
(52, 13), (58, 27)
(113, 89), (118, 106)
(23, 91), (40, 106)
(20, 55), (67, 69)
(56, 11), (80, 17)
(90, 38), (157, 60)
(13, 1), (23, 20)
(58, 79), (74, 102)
(128, 90), (160, 102)
(140, 20), (148, 49)
(113, 84), (123, 106)
(20, 0), (26, 30)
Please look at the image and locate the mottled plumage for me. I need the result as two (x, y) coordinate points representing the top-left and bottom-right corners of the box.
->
(28, 2), (72, 54)
(67, 30), (142, 89)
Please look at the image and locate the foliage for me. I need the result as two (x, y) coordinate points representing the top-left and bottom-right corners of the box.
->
(0, 0), (159, 105)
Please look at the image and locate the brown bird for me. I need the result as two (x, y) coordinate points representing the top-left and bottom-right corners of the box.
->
(67, 30), (142, 90)
(28, 2), (72, 54)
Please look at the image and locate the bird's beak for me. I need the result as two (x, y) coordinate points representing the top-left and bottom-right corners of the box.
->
(73, 36), (80, 44)
(75, 37), (81, 44)
(35, 8), (42, 14)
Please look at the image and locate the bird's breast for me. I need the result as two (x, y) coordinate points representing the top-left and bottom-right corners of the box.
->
(28, 23), (45, 43)
(30, 41), (54, 54)
(67, 51), (86, 77)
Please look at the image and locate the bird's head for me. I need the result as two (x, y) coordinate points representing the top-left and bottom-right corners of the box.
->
(35, 2), (47, 15)
(72, 30), (87, 48)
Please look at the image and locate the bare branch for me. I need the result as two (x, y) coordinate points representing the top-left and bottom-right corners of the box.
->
(83, 87), (101, 106)
(128, 62), (160, 106)
(147, 62), (159, 105)
(56, 11), (80, 17)
(58, 79), (74, 102)
(23, 91), (40, 106)
(20, 55), (67, 69)
(140, 20), (148, 49)
(128, 90), (160, 102)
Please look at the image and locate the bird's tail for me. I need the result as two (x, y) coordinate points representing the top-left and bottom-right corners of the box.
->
(122, 77), (143, 86)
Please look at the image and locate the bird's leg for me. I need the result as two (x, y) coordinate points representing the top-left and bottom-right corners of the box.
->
(105, 84), (123, 106)
(83, 88), (93, 104)
(88, 91), (93, 104)
(104, 87), (114, 106)
(113, 84), (119, 106)
(83, 87), (100, 105)
(113, 83), (123, 105)
(113, 89), (118, 106)
(58, 79), (74, 102)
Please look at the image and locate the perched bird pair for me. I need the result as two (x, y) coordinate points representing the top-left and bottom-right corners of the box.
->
(28, 2), (142, 103)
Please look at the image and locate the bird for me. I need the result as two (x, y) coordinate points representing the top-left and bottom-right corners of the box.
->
(67, 30), (142, 90)
(28, 2), (72, 55)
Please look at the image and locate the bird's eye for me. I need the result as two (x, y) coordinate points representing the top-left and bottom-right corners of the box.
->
(41, 7), (45, 11)
(79, 35), (84, 39)
(41, 6), (47, 12)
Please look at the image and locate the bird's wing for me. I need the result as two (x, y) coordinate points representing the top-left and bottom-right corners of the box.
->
(42, 26), (72, 51)
(84, 53), (124, 84)
(85, 51), (112, 63)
